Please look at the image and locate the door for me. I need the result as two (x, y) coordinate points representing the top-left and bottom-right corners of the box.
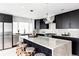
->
(0, 22), (3, 50)
(4, 23), (12, 49)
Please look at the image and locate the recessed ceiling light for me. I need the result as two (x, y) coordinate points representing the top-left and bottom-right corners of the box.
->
(30, 10), (34, 12)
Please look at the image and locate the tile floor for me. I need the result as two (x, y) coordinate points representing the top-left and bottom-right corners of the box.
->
(0, 47), (17, 56)
(0, 47), (77, 56)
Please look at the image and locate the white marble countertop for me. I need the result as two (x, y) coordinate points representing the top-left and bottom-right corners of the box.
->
(20, 36), (71, 49)
(54, 35), (79, 38)
(37, 33), (79, 38)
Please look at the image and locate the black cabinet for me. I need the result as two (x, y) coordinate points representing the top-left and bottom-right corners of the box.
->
(0, 14), (4, 22)
(3, 14), (12, 22)
(55, 13), (70, 29)
(55, 9), (79, 29)
(69, 10), (79, 28)
(0, 13), (12, 22)
(35, 20), (40, 29)
(40, 19), (49, 29)
(35, 19), (49, 29)
(55, 14), (63, 29)
(62, 13), (70, 29)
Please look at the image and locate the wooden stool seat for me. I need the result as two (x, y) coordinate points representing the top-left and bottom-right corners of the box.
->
(26, 47), (35, 52)
(26, 47), (35, 56)
(21, 51), (31, 56)
(34, 53), (46, 56)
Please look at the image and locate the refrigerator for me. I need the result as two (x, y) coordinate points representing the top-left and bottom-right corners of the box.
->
(0, 22), (3, 50)
(0, 14), (13, 50)
(4, 23), (12, 49)
(0, 22), (12, 50)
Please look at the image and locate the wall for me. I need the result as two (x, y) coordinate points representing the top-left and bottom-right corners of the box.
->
(13, 16), (79, 37)
(13, 16), (34, 34)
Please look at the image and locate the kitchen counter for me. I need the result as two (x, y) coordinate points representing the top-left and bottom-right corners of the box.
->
(20, 36), (72, 56)
(37, 33), (79, 39)
(20, 36), (70, 49)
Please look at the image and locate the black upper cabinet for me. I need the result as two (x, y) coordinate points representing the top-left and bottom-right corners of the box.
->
(0, 13), (13, 23)
(3, 14), (13, 22)
(0, 14), (4, 22)
(62, 13), (70, 29)
(40, 19), (49, 29)
(56, 9), (79, 29)
(55, 14), (63, 29)
(35, 20), (40, 29)
(69, 10), (79, 28)
(56, 13), (70, 29)
(35, 19), (49, 29)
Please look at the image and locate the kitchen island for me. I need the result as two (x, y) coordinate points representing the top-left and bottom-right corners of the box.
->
(20, 36), (72, 56)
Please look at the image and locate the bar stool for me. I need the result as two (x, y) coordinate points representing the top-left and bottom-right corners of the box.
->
(34, 53), (46, 56)
(16, 43), (27, 56)
(26, 47), (35, 56)
(19, 44), (27, 51)
(16, 47), (24, 56)
(21, 51), (31, 56)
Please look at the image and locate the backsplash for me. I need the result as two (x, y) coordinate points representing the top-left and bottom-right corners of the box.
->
(55, 29), (79, 37)
(38, 23), (79, 37)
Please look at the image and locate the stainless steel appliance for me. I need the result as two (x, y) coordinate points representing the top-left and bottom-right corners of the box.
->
(0, 22), (3, 50)
(0, 22), (13, 50)
(0, 13), (13, 50)
(4, 23), (12, 49)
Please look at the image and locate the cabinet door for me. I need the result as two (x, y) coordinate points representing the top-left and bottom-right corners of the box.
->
(76, 39), (79, 55)
(35, 20), (40, 29)
(3, 15), (12, 22)
(70, 10), (79, 28)
(40, 19), (46, 29)
(56, 13), (70, 29)
(56, 14), (63, 29)
(0, 14), (4, 22)
(62, 13), (70, 29)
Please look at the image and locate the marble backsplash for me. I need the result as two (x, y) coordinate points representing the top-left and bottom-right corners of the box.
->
(38, 29), (79, 37)
(38, 23), (79, 37)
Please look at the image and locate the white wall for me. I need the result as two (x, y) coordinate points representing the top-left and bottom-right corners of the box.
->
(13, 16), (34, 34)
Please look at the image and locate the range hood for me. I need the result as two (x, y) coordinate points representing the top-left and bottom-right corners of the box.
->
(43, 16), (55, 24)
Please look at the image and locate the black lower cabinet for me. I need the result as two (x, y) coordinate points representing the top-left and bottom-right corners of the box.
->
(23, 39), (52, 56)
(52, 36), (79, 55)
(73, 39), (79, 55)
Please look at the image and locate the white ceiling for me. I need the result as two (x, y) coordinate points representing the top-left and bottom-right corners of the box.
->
(0, 3), (79, 19)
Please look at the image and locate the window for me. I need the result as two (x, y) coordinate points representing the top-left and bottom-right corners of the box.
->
(13, 22), (34, 34)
